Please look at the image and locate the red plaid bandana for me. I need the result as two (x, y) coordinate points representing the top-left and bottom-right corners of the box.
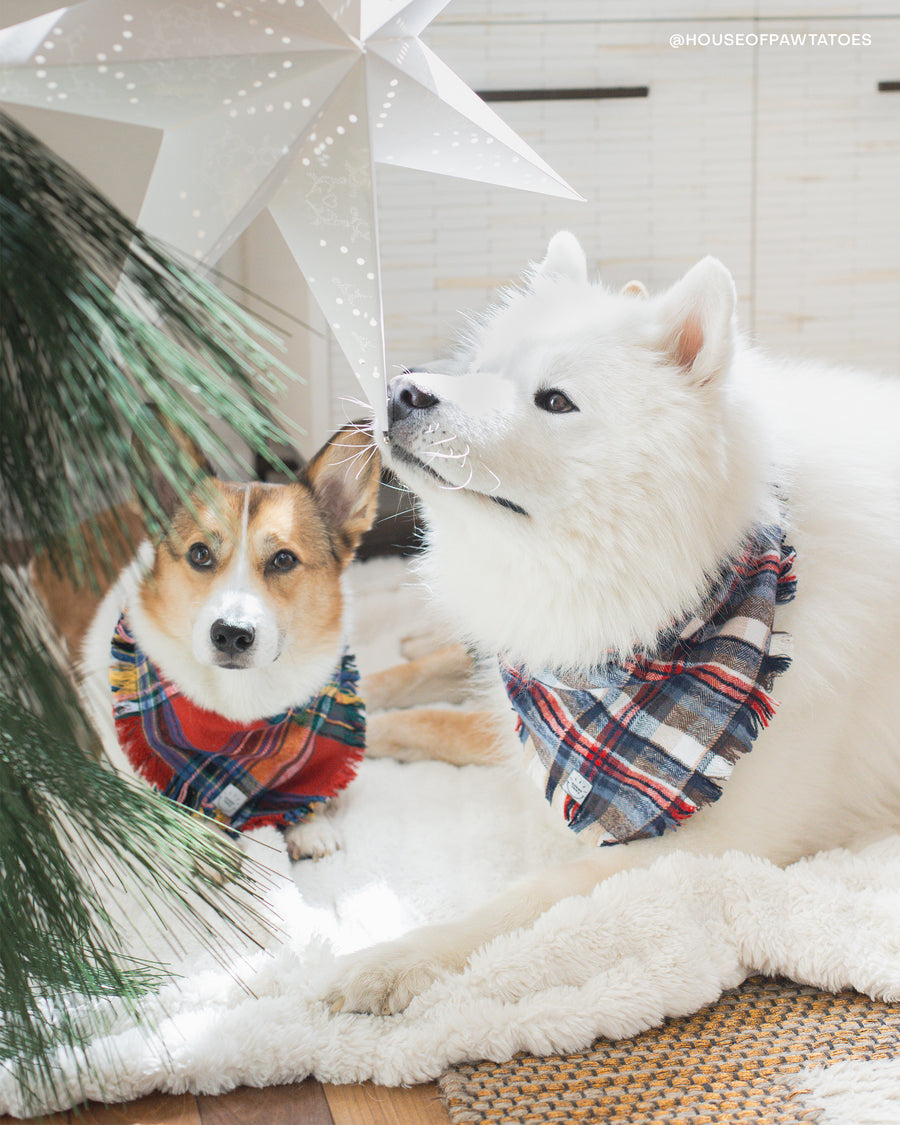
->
(110, 616), (366, 834)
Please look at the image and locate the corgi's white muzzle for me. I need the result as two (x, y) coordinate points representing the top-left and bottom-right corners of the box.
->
(191, 589), (282, 671)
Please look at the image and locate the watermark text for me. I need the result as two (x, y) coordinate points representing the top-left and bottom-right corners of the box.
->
(669, 31), (872, 49)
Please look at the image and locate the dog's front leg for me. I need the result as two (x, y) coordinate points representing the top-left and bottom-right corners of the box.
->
(361, 643), (475, 711)
(324, 837), (679, 1015)
(365, 707), (515, 766)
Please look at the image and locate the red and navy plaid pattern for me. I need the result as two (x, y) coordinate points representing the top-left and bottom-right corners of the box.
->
(110, 616), (366, 834)
(500, 529), (797, 846)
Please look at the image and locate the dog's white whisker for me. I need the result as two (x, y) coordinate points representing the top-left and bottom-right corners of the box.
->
(438, 463), (474, 491)
(328, 418), (375, 445)
(421, 447), (468, 462)
(483, 466), (502, 494)
(343, 445), (368, 469)
(377, 477), (412, 497)
(324, 451), (373, 468)
(339, 394), (375, 417)
(326, 422), (374, 445)
(353, 445), (379, 481)
(322, 435), (377, 471)
(345, 453), (376, 478)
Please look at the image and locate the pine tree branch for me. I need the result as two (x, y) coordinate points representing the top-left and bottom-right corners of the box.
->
(0, 111), (300, 1110)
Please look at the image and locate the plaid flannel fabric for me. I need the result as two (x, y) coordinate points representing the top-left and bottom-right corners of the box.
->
(501, 528), (797, 846)
(110, 616), (365, 834)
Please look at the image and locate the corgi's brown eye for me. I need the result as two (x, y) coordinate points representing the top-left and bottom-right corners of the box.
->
(535, 389), (578, 414)
(270, 549), (299, 572)
(188, 542), (213, 569)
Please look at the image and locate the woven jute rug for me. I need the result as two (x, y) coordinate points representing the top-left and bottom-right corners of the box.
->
(438, 976), (900, 1123)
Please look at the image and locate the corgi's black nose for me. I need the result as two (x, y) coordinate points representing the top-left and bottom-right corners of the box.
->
(388, 374), (439, 425)
(210, 620), (255, 656)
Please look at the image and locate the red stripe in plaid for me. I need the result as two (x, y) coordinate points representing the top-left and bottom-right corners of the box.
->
(529, 679), (689, 814)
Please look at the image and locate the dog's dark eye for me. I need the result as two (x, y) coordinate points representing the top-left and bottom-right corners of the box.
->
(534, 389), (578, 414)
(187, 542), (213, 569)
(270, 549), (299, 572)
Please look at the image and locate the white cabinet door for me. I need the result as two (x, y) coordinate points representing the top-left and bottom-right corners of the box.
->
(754, 19), (900, 373)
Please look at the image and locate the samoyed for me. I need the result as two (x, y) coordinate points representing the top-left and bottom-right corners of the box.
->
(328, 232), (900, 1015)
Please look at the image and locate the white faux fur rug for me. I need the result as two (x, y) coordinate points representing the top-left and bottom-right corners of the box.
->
(3, 559), (899, 1118)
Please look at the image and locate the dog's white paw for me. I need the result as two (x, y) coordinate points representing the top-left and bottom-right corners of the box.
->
(284, 814), (341, 861)
(324, 939), (446, 1015)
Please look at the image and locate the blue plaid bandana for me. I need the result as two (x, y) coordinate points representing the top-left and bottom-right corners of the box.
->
(501, 528), (797, 846)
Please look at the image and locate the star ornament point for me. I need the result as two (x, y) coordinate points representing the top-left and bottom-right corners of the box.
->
(0, 0), (581, 427)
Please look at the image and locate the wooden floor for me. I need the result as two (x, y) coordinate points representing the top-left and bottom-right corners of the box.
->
(0, 1080), (451, 1125)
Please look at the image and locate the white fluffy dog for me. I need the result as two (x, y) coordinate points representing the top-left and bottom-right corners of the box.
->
(329, 232), (900, 1015)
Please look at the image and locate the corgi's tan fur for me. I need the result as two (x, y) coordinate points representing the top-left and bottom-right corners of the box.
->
(81, 424), (379, 859)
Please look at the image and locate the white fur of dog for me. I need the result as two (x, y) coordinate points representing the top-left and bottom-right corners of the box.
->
(327, 232), (900, 1015)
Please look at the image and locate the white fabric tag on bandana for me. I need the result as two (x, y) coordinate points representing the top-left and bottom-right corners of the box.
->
(214, 784), (248, 817)
(563, 772), (592, 803)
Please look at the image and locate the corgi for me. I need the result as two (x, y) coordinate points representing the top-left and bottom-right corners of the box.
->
(80, 424), (380, 860)
(326, 232), (900, 1014)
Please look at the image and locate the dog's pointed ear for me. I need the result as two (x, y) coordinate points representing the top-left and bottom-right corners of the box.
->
(535, 230), (588, 284)
(621, 279), (648, 299)
(655, 257), (736, 387)
(306, 424), (381, 564)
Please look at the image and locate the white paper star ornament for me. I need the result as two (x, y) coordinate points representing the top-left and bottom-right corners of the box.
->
(0, 0), (581, 430)
(267, 58), (386, 398)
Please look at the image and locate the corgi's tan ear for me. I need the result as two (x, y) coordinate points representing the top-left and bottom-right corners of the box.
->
(655, 257), (736, 387)
(536, 231), (588, 284)
(306, 424), (381, 564)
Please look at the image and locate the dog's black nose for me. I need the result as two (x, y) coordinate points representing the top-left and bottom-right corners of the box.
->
(210, 620), (255, 657)
(388, 374), (439, 425)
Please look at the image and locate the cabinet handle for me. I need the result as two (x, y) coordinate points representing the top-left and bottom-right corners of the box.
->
(877, 81), (900, 92)
(476, 86), (649, 103)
